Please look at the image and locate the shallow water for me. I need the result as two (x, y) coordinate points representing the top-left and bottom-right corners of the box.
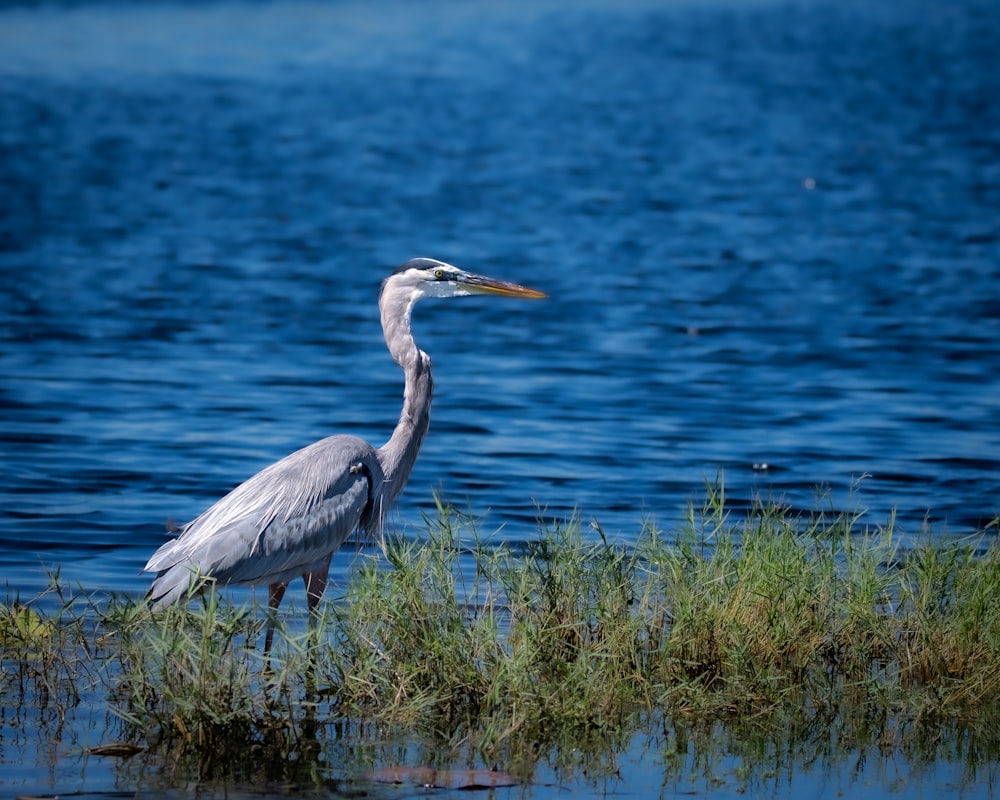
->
(1, 0), (999, 794)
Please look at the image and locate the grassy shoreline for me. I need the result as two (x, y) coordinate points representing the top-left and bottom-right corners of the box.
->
(3, 489), (1000, 789)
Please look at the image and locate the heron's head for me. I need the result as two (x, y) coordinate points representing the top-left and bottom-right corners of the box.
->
(384, 257), (546, 302)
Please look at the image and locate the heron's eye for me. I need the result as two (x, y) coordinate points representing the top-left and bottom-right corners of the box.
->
(434, 269), (447, 280)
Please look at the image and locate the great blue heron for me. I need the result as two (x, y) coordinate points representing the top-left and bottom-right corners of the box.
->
(143, 258), (545, 645)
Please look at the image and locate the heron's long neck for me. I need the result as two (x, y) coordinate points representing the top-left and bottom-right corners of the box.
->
(377, 290), (433, 506)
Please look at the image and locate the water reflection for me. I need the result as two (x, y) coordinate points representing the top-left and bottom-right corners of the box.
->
(5, 662), (999, 800)
(3, 0), (999, 602)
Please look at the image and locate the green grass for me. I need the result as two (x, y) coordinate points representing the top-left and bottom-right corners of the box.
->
(3, 486), (1000, 787)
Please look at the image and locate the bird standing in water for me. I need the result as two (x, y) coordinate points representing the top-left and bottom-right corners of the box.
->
(144, 258), (545, 647)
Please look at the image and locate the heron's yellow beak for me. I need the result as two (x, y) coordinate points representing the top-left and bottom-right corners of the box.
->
(461, 272), (547, 299)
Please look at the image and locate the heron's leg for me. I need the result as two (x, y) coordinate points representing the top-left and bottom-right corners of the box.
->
(302, 555), (332, 644)
(264, 582), (288, 654)
(300, 559), (331, 695)
(302, 556), (332, 619)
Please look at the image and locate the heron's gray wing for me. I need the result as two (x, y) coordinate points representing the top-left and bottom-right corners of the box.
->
(146, 435), (382, 607)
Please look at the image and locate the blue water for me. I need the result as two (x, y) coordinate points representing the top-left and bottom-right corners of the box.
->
(2, 0), (999, 795)
(2, 0), (999, 602)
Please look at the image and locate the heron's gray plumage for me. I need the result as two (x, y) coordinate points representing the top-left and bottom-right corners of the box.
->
(146, 435), (383, 608)
(143, 257), (544, 627)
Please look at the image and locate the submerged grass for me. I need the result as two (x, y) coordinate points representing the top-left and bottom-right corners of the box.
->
(3, 486), (1000, 787)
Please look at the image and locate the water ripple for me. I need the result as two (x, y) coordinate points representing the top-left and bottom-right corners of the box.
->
(1, 0), (998, 603)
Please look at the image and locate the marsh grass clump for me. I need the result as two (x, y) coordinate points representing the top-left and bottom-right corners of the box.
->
(113, 596), (258, 750)
(325, 490), (1000, 767)
(894, 540), (1000, 716)
(646, 491), (870, 711)
(324, 503), (658, 754)
(325, 508), (501, 726)
(0, 577), (97, 717)
(494, 519), (652, 732)
(2, 492), (1000, 786)
(104, 589), (332, 777)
